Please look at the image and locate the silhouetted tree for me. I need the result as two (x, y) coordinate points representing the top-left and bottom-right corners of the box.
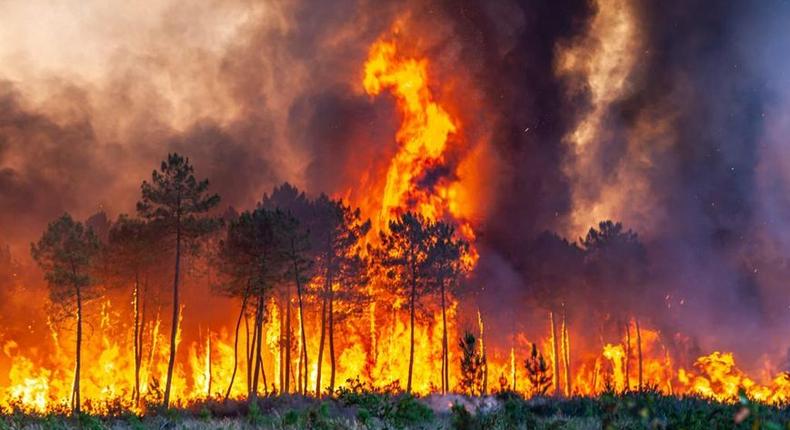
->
(311, 195), (370, 395)
(525, 231), (583, 396)
(525, 343), (552, 396)
(216, 207), (286, 402)
(261, 183), (313, 394)
(427, 222), (469, 394)
(277, 211), (312, 395)
(106, 215), (160, 405)
(375, 212), (435, 393)
(137, 153), (220, 407)
(458, 331), (485, 396)
(31, 213), (101, 416)
(582, 221), (648, 391)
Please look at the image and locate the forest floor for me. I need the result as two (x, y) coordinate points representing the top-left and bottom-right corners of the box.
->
(1, 389), (789, 429)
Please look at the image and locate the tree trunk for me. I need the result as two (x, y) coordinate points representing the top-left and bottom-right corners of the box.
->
(636, 318), (643, 391)
(245, 311), (253, 393)
(440, 280), (448, 394)
(624, 320), (631, 391)
(315, 293), (327, 397)
(550, 311), (560, 396)
(284, 287), (292, 394)
(328, 285), (336, 394)
(293, 251), (309, 396)
(207, 333), (212, 398)
(73, 284), (83, 416)
(478, 310), (487, 395)
(407, 276), (416, 393)
(258, 344), (268, 395)
(132, 272), (141, 405)
(225, 290), (249, 401)
(562, 308), (571, 396)
(251, 296), (265, 402)
(163, 223), (181, 408)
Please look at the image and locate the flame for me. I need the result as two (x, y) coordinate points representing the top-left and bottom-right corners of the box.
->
(360, 37), (476, 254)
(2, 26), (790, 414)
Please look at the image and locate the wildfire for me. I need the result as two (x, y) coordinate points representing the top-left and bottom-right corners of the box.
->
(0, 28), (788, 416)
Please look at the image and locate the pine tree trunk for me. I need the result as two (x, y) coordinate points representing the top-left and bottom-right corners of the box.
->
(562, 308), (571, 396)
(226, 290), (249, 401)
(207, 334), (212, 397)
(407, 275), (416, 393)
(136, 278), (147, 407)
(624, 320), (631, 391)
(636, 318), (643, 391)
(315, 293), (327, 396)
(284, 288), (292, 394)
(133, 272), (141, 405)
(328, 285), (336, 394)
(163, 223), (181, 408)
(251, 296), (265, 402)
(73, 283), (82, 416)
(441, 281), (448, 394)
(550, 311), (560, 396)
(259, 345), (268, 395)
(479, 311), (487, 395)
(293, 251), (308, 396)
(246, 311), (253, 393)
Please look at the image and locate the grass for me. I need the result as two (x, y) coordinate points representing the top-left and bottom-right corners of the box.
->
(2, 389), (790, 429)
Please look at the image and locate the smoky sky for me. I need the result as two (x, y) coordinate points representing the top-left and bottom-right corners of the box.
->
(0, 0), (788, 366)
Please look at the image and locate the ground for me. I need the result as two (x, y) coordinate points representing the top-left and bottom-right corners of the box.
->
(2, 390), (789, 429)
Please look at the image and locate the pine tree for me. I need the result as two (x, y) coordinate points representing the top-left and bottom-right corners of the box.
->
(525, 343), (552, 396)
(106, 215), (160, 405)
(458, 331), (485, 396)
(31, 213), (101, 416)
(137, 153), (220, 407)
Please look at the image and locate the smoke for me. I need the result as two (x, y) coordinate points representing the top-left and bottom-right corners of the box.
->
(0, 0), (788, 371)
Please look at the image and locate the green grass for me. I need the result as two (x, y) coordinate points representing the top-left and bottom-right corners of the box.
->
(2, 390), (789, 429)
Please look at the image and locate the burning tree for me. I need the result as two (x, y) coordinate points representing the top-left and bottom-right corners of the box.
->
(260, 183), (314, 395)
(525, 343), (552, 396)
(375, 212), (466, 393)
(216, 207), (288, 401)
(426, 222), (469, 394)
(136, 153), (220, 407)
(311, 194), (370, 396)
(375, 212), (434, 393)
(31, 213), (101, 416)
(458, 331), (485, 396)
(525, 232), (583, 396)
(277, 212), (312, 395)
(106, 215), (161, 405)
(582, 221), (648, 391)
